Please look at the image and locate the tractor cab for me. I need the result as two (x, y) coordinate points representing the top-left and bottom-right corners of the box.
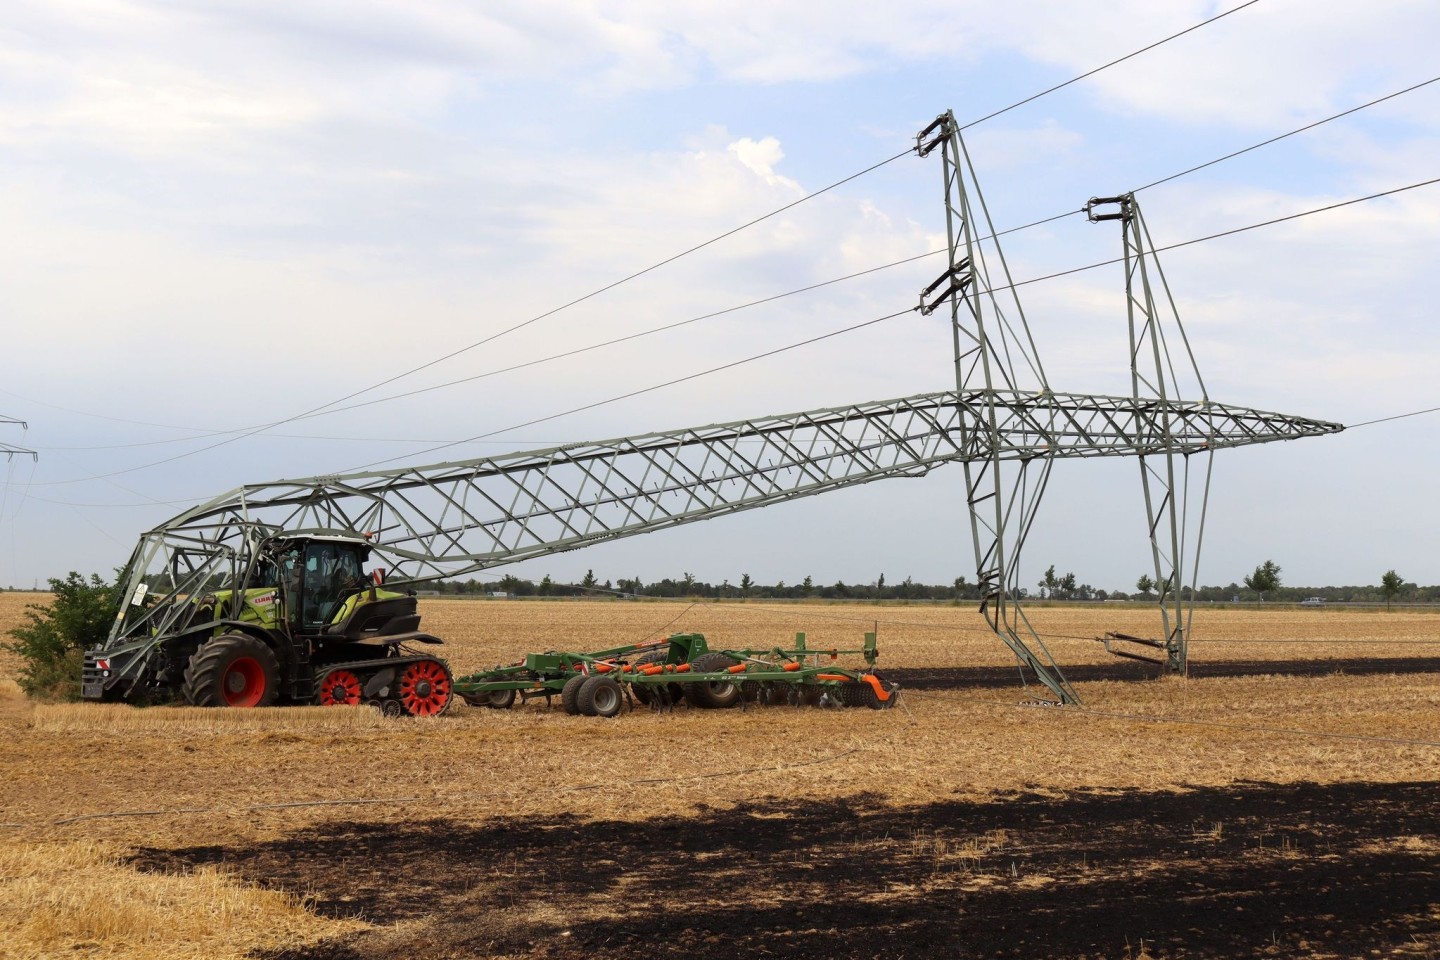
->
(272, 535), (420, 641)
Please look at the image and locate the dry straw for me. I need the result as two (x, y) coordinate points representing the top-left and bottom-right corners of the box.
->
(32, 702), (391, 735)
(0, 839), (359, 960)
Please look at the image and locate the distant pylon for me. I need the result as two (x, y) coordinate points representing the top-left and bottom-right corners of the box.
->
(1, 414), (36, 461)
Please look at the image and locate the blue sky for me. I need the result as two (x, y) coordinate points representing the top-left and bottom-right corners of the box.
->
(1, 0), (1438, 592)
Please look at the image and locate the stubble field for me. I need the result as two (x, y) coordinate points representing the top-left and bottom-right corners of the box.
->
(3, 592), (1440, 959)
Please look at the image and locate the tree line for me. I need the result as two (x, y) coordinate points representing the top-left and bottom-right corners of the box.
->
(419, 561), (1437, 604)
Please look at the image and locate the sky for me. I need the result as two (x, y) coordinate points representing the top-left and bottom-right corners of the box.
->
(0, 0), (1438, 594)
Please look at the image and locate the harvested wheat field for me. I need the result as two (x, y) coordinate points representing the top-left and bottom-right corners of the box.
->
(4, 592), (1440, 959)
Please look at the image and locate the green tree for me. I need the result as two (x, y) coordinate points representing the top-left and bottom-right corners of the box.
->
(740, 573), (753, 597)
(1243, 560), (1282, 600)
(682, 571), (697, 594)
(1381, 569), (1404, 610)
(801, 575), (814, 596)
(539, 574), (554, 596)
(1136, 573), (1155, 597)
(3, 572), (115, 700)
(581, 569), (597, 589)
(1058, 572), (1077, 600)
(1040, 564), (1058, 599)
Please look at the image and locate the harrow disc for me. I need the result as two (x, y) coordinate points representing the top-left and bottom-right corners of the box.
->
(317, 669), (362, 706)
(630, 650), (667, 705)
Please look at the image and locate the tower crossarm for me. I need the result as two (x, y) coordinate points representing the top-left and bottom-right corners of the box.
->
(970, 391), (1342, 461)
(140, 392), (973, 589)
(139, 390), (1339, 582)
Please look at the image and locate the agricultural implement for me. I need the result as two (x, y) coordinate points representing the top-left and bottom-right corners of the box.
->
(455, 631), (899, 717)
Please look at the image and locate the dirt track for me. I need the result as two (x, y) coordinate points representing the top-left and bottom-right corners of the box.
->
(133, 779), (1440, 960)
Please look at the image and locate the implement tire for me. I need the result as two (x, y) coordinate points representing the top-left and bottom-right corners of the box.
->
(561, 672), (587, 715)
(182, 634), (280, 708)
(577, 675), (623, 718)
(688, 652), (741, 709)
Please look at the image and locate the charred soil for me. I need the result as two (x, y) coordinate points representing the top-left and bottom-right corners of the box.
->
(133, 779), (1440, 960)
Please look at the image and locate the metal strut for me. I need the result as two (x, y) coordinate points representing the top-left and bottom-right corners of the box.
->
(1086, 194), (1211, 674)
(919, 110), (1077, 705)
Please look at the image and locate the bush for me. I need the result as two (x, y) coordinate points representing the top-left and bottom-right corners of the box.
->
(3, 572), (115, 700)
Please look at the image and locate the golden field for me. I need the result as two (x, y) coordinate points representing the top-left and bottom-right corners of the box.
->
(3, 591), (1440, 959)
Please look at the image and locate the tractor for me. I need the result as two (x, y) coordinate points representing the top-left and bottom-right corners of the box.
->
(82, 532), (453, 716)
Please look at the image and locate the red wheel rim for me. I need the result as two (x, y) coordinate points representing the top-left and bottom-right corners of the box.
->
(222, 656), (266, 707)
(399, 660), (451, 716)
(318, 669), (362, 706)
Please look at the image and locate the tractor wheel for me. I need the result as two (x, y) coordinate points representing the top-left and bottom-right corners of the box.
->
(398, 659), (453, 717)
(317, 669), (362, 706)
(183, 634), (280, 708)
(577, 675), (624, 718)
(688, 653), (741, 709)
(561, 673), (588, 715)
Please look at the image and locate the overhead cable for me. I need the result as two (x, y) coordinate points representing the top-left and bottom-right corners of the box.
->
(20, 1), (1266, 475)
(349, 306), (920, 470)
(44, 67), (1439, 454)
(959, 0), (1264, 130)
(31, 171), (1440, 490)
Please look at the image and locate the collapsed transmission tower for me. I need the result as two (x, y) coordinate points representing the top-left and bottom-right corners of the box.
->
(107, 110), (1342, 704)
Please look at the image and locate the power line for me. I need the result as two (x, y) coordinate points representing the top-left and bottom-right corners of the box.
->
(40, 67), (1440, 458)
(960, 0), (1264, 130)
(1007, 174), (1440, 291)
(5, 6), (1269, 480)
(353, 173), (1440, 470)
(30, 169), (1440, 491)
(351, 306), (919, 470)
(277, 1), (1263, 428)
(30, 79), (1440, 485)
(1133, 74), (1440, 193)
(181, 73), (1440, 431)
(1346, 405), (1440, 429)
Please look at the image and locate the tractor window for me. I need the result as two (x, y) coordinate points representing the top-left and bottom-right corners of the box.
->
(301, 543), (365, 626)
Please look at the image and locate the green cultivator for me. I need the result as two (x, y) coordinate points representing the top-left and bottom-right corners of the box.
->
(454, 632), (899, 718)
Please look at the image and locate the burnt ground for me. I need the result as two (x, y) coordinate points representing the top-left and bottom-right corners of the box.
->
(133, 780), (1440, 960)
(887, 655), (1440, 690)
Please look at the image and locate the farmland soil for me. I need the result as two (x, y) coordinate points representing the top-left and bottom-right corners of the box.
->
(8, 596), (1440, 959)
(136, 779), (1440, 960)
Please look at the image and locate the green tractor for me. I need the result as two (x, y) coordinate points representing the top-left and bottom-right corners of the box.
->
(83, 532), (453, 716)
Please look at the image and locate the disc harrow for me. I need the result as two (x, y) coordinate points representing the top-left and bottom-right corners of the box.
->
(454, 631), (898, 717)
